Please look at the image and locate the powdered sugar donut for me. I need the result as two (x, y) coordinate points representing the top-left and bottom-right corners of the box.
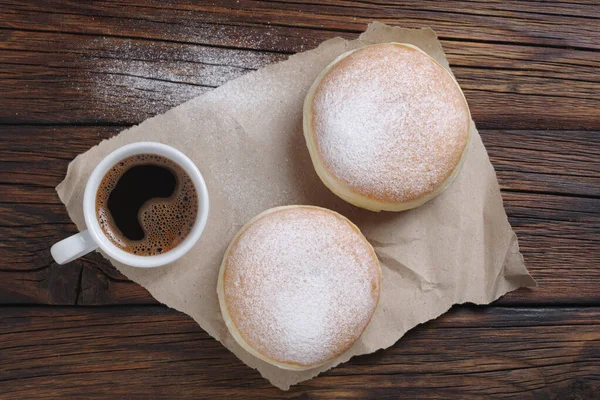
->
(303, 43), (471, 212)
(217, 206), (381, 370)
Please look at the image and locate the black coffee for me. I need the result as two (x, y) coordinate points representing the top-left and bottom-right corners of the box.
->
(96, 154), (198, 256)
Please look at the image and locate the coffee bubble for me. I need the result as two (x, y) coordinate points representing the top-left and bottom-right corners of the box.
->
(95, 154), (198, 256)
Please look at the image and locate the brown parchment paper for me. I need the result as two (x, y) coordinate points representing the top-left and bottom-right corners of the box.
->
(56, 22), (535, 390)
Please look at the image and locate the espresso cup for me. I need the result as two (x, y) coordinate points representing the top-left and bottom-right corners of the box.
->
(51, 142), (209, 268)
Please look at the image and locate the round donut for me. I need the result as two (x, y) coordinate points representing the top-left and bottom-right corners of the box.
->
(217, 205), (381, 370)
(303, 43), (471, 212)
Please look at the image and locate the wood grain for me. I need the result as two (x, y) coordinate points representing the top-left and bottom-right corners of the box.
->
(2, 126), (598, 197)
(2, 191), (596, 306)
(1, 2), (599, 128)
(482, 130), (600, 198)
(3, 0), (599, 50)
(0, 306), (598, 399)
(1, 1), (600, 397)
(1, 126), (599, 305)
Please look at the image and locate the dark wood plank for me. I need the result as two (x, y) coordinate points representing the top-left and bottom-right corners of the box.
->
(2, 0), (598, 50)
(482, 130), (600, 198)
(1, 2), (599, 128)
(502, 192), (600, 304)
(3, 191), (593, 306)
(1, 127), (598, 305)
(1, 2), (598, 398)
(0, 29), (285, 125)
(0, 306), (598, 398)
(2, 126), (598, 197)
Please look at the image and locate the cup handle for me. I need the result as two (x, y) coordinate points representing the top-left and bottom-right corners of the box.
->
(51, 230), (99, 265)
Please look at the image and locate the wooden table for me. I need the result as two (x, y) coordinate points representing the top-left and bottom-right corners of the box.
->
(1, 1), (599, 398)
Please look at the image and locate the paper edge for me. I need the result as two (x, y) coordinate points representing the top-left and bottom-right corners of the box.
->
(53, 22), (536, 391)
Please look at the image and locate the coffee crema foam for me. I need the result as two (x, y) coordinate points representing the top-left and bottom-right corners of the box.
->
(96, 154), (198, 256)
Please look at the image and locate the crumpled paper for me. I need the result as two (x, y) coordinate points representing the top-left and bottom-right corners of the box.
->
(56, 22), (535, 389)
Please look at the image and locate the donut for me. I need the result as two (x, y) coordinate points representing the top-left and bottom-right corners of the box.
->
(303, 43), (471, 212)
(217, 205), (381, 370)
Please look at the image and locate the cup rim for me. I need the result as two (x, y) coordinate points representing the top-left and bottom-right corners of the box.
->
(83, 142), (209, 268)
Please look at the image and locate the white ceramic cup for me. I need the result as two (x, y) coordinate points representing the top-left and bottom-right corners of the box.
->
(51, 142), (209, 268)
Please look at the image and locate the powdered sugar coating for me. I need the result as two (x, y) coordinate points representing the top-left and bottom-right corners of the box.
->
(221, 206), (381, 368)
(310, 43), (470, 203)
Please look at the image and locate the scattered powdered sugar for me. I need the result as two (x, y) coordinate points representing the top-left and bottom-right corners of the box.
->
(311, 44), (470, 202)
(223, 207), (380, 367)
(80, 37), (285, 119)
